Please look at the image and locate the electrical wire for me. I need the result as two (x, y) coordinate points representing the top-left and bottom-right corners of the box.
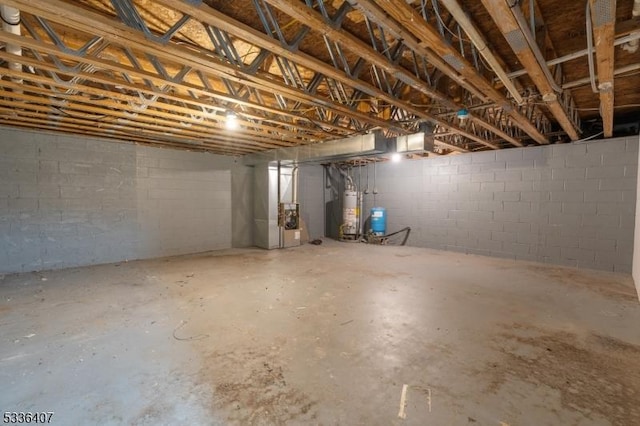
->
(365, 227), (412, 246)
(573, 131), (603, 142)
(476, 49), (493, 71)
(385, 226), (412, 246)
(431, 0), (472, 44)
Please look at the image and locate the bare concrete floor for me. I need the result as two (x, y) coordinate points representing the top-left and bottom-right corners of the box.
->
(1, 240), (639, 425)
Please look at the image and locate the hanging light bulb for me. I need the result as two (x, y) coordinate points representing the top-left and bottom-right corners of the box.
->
(226, 110), (238, 130)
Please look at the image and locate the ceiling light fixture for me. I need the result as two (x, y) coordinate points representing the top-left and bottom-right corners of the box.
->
(226, 110), (238, 130)
(391, 152), (402, 163)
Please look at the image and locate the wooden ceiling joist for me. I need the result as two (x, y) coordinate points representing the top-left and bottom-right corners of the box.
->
(0, 109), (253, 155)
(0, 120), (224, 153)
(0, 82), (293, 151)
(589, 0), (617, 137)
(0, 101), (257, 155)
(0, 34), (345, 144)
(344, 0), (489, 102)
(480, 0), (580, 140)
(262, 0), (521, 148)
(0, 65), (311, 148)
(362, 0), (550, 145)
(438, 0), (524, 105)
(0, 0), (635, 154)
(1, 0), (402, 136)
(154, 0), (502, 149)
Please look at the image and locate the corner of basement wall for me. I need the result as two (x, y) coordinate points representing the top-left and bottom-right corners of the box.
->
(633, 132), (640, 302)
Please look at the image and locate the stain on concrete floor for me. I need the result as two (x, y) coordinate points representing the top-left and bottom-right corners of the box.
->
(486, 324), (640, 425)
(203, 347), (317, 425)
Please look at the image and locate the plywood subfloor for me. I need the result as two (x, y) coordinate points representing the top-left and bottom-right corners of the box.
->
(1, 241), (639, 425)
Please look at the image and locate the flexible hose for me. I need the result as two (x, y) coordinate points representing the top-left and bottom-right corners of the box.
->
(383, 227), (412, 246)
(365, 227), (412, 246)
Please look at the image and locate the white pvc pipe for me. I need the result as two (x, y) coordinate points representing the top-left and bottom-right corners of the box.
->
(622, 0), (640, 53)
(505, 32), (640, 79)
(1, 5), (22, 86)
(563, 62), (640, 90)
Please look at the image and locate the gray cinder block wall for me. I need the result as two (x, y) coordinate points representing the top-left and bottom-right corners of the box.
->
(360, 136), (637, 273)
(0, 127), (253, 274)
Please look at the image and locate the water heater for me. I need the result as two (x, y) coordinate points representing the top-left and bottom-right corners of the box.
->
(342, 190), (359, 236)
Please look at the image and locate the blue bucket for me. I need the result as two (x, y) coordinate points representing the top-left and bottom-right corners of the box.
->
(370, 207), (386, 236)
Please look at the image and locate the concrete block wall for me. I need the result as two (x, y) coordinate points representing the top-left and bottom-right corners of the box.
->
(363, 136), (637, 273)
(135, 145), (232, 259)
(0, 127), (251, 273)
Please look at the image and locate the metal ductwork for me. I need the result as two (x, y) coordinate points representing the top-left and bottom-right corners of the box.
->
(1, 4), (22, 87)
(243, 132), (389, 165)
(394, 133), (434, 154)
(243, 130), (439, 165)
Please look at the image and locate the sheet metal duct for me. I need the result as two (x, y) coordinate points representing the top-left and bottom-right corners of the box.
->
(243, 133), (388, 165)
(395, 132), (435, 154)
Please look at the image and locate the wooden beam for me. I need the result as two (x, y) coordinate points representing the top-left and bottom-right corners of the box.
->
(590, 0), (617, 137)
(346, 0), (488, 102)
(0, 101), (258, 154)
(0, 81), (290, 150)
(479, 0), (580, 140)
(366, 0), (549, 144)
(156, 0), (501, 148)
(0, 112), (250, 155)
(0, 121), (219, 153)
(0, 34), (346, 142)
(264, 0), (451, 107)
(1, 0), (399, 133)
(0, 65), (311, 148)
(439, 0), (524, 104)
(263, 0), (518, 148)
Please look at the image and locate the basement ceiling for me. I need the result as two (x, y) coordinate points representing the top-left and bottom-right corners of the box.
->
(0, 0), (638, 155)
